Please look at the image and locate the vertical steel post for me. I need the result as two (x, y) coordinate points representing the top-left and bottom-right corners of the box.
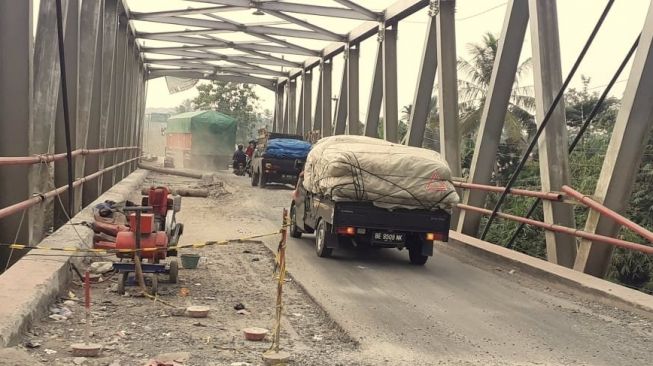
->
(296, 80), (304, 135)
(101, 1), (121, 193)
(333, 59), (348, 135)
(407, 2), (438, 148)
(436, 0), (461, 178)
(321, 59), (333, 137)
(54, 0), (79, 227)
(347, 45), (360, 135)
(313, 71), (323, 133)
(288, 80), (296, 134)
(282, 83), (290, 133)
(29, 0), (69, 244)
(83, 1), (105, 207)
(529, 0), (576, 267)
(574, 2), (653, 276)
(303, 70), (313, 137)
(457, 0), (529, 236)
(382, 24), (399, 142)
(74, 0), (102, 211)
(0, 0), (32, 253)
(365, 38), (383, 138)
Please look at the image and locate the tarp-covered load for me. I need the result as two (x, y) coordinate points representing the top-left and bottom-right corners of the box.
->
(303, 135), (459, 210)
(167, 110), (237, 156)
(264, 138), (312, 159)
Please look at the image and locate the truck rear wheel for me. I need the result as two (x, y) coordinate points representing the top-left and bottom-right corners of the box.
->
(315, 220), (333, 258)
(408, 247), (429, 265)
(289, 205), (302, 238)
(251, 170), (259, 186)
(259, 171), (267, 187)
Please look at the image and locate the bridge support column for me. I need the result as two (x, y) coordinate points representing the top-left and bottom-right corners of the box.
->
(0, 0), (32, 251)
(575, 2), (653, 277)
(296, 78), (304, 135)
(364, 40), (383, 138)
(83, 1), (105, 207)
(334, 60), (348, 135)
(74, 0), (102, 212)
(288, 80), (296, 134)
(303, 70), (313, 136)
(274, 84), (284, 133)
(111, 20), (128, 185)
(383, 24), (398, 143)
(321, 60), (333, 137)
(407, 2), (438, 148)
(436, 0), (460, 182)
(282, 83), (290, 133)
(313, 71), (322, 133)
(54, 0), (79, 228)
(529, 0), (576, 267)
(29, 0), (69, 244)
(347, 45), (360, 135)
(458, 0), (529, 236)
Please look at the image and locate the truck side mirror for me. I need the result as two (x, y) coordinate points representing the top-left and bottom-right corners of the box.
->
(294, 160), (305, 170)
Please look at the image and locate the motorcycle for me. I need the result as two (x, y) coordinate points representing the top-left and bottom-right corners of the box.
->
(233, 161), (246, 176)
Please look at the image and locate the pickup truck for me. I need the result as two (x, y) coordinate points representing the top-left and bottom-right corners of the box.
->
(250, 132), (306, 188)
(289, 173), (451, 265)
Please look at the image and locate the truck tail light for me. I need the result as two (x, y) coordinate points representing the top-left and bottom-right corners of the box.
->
(426, 232), (445, 241)
(265, 163), (272, 168)
(336, 226), (356, 236)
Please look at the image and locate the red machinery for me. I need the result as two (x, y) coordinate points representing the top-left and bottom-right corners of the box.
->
(92, 186), (183, 294)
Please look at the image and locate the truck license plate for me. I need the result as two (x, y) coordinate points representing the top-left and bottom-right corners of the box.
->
(374, 232), (404, 243)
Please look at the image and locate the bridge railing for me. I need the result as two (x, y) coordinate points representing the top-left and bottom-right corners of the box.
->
(452, 182), (653, 256)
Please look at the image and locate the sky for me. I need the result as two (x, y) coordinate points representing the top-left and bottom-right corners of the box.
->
(132, 0), (650, 120)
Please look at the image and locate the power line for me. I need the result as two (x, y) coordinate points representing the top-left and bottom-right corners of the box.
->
(457, 2), (508, 21)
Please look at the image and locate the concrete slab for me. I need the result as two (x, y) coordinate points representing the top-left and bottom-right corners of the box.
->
(0, 169), (148, 347)
(443, 231), (653, 314)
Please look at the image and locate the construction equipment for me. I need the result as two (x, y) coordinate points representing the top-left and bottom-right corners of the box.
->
(93, 187), (184, 294)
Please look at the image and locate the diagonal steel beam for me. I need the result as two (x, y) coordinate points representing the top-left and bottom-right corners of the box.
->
(202, 34), (301, 66)
(138, 33), (230, 46)
(205, 13), (321, 57)
(193, 0), (377, 20)
(137, 29), (231, 37)
(131, 6), (239, 19)
(333, 0), (381, 20)
(139, 15), (337, 41)
(262, 10), (346, 41)
(147, 69), (276, 90)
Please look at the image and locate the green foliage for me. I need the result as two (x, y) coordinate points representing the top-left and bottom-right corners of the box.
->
(192, 81), (260, 142)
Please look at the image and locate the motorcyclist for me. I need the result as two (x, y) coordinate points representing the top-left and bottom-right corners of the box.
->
(232, 144), (247, 169)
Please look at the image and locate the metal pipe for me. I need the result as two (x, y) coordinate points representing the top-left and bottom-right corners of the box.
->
(456, 204), (653, 255)
(452, 181), (563, 201)
(0, 157), (140, 221)
(561, 185), (653, 244)
(0, 146), (139, 166)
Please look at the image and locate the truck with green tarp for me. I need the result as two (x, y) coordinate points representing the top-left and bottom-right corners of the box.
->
(165, 110), (237, 170)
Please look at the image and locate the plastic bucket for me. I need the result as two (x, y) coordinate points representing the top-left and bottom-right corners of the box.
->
(180, 254), (201, 269)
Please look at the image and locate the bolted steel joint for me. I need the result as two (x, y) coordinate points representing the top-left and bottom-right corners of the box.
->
(377, 23), (385, 43)
(428, 0), (440, 17)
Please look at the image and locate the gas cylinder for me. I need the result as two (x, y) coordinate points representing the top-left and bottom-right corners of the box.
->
(115, 231), (168, 260)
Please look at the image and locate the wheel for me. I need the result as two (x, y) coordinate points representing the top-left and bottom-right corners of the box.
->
(169, 260), (179, 284)
(149, 275), (158, 295)
(408, 247), (429, 265)
(315, 220), (333, 258)
(251, 171), (259, 186)
(289, 205), (302, 239)
(117, 272), (128, 295)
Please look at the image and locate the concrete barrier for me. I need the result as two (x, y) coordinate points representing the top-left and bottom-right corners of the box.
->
(441, 231), (653, 315)
(0, 169), (148, 347)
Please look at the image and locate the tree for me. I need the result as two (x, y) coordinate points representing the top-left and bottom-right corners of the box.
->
(175, 99), (194, 114)
(457, 32), (535, 144)
(193, 81), (260, 141)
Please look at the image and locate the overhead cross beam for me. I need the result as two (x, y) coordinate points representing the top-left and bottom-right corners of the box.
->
(191, 0), (378, 20)
(131, 6), (239, 19)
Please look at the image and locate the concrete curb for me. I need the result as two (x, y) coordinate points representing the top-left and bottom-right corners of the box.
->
(0, 169), (149, 347)
(441, 231), (653, 314)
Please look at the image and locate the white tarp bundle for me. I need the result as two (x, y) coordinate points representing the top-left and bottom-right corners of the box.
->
(303, 135), (459, 210)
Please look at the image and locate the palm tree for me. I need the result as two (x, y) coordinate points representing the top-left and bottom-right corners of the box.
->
(457, 32), (535, 144)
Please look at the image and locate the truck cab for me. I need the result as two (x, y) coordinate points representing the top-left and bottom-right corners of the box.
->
(290, 173), (451, 265)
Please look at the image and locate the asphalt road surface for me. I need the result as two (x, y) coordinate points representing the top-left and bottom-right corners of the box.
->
(220, 171), (652, 365)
